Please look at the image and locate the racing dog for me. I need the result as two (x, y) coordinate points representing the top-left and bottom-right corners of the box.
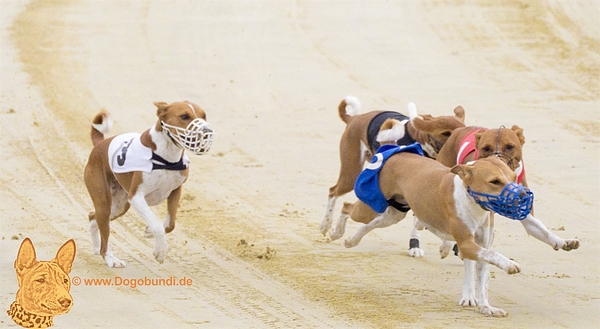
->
(321, 96), (465, 239)
(84, 101), (213, 267)
(338, 141), (533, 316)
(8, 238), (76, 328)
(407, 125), (580, 258)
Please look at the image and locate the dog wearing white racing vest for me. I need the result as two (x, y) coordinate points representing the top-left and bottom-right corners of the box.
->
(338, 136), (534, 316)
(84, 101), (213, 267)
(321, 97), (465, 239)
(408, 125), (580, 258)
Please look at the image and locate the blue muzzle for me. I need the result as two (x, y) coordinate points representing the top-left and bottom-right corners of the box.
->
(468, 182), (534, 220)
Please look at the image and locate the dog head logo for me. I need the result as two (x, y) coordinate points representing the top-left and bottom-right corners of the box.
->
(7, 238), (76, 328)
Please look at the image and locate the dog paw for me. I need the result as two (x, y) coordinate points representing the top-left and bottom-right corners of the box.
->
(479, 305), (508, 317)
(504, 261), (521, 275)
(439, 240), (454, 259)
(344, 237), (359, 248)
(328, 229), (343, 241)
(154, 250), (166, 263)
(408, 247), (424, 258)
(153, 239), (168, 263)
(105, 255), (126, 268)
(561, 239), (580, 251)
(459, 296), (478, 307)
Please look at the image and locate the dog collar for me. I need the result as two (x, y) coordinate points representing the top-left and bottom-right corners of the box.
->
(456, 128), (487, 164)
(467, 182), (533, 220)
(514, 160), (525, 184)
(151, 153), (187, 171)
(7, 301), (54, 328)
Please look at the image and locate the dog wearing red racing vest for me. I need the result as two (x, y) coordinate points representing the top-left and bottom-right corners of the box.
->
(408, 125), (580, 258)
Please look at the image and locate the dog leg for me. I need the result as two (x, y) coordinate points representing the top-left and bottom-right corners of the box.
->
(145, 186), (182, 237)
(164, 186), (181, 234)
(473, 219), (507, 316)
(459, 259), (477, 307)
(320, 196), (338, 236)
(520, 214), (580, 251)
(345, 207), (408, 248)
(474, 261), (508, 316)
(129, 193), (167, 263)
(322, 136), (367, 236)
(456, 239), (520, 274)
(144, 214), (173, 238)
(408, 217), (425, 257)
(89, 219), (101, 255)
(329, 202), (354, 241)
(91, 205), (126, 268)
(439, 240), (455, 259)
(96, 215), (126, 268)
(329, 213), (348, 241)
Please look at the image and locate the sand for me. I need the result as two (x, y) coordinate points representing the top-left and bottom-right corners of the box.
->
(1, 0), (598, 328)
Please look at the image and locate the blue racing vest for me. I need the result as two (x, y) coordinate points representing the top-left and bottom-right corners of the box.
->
(354, 143), (424, 213)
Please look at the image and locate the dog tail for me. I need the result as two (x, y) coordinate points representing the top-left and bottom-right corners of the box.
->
(90, 110), (112, 146)
(338, 95), (360, 124)
(377, 119), (405, 145)
(407, 102), (419, 121)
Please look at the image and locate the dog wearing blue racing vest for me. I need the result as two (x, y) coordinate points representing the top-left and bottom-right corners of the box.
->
(321, 96), (465, 239)
(334, 134), (534, 316)
(84, 101), (213, 267)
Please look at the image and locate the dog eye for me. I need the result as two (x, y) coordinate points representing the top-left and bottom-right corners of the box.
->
(490, 179), (501, 185)
(36, 278), (45, 283)
(482, 146), (492, 153)
(180, 114), (190, 121)
(505, 144), (514, 151)
(441, 131), (452, 137)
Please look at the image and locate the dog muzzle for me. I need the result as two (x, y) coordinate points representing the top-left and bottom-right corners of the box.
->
(468, 182), (533, 220)
(161, 119), (214, 155)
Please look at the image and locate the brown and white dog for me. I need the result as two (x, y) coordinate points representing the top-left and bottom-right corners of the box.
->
(320, 96), (465, 238)
(84, 101), (213, 267)
(408, 125), (580, 258)
(8, 238), (76, 328)
(338, 145), (530, 316)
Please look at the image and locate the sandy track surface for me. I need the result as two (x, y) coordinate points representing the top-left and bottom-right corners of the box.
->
(1, 1), (598, 328)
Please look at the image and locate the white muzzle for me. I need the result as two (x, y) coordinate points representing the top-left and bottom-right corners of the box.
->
(161, 118), (214, 155)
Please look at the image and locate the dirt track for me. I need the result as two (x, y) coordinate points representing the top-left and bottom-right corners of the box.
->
(1, 1), (599, 328)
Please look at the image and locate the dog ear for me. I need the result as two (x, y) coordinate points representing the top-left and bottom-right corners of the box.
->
(451, 164), (473, 181)
(54, 239), (76, 274)
(511, 125), (525, 145)
(453, 106), (465, 122)
(14, 238), (38, 273)
(410, 114), (436, 132)
(153, 101), (169, 117)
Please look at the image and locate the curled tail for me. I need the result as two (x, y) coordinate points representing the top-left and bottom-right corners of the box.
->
(90, 109), (112, 146)
(337, 95), (361, 124)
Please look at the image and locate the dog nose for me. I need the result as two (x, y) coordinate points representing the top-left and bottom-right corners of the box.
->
(58, 297), (72, 308)
(518, 189), (528, 198)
